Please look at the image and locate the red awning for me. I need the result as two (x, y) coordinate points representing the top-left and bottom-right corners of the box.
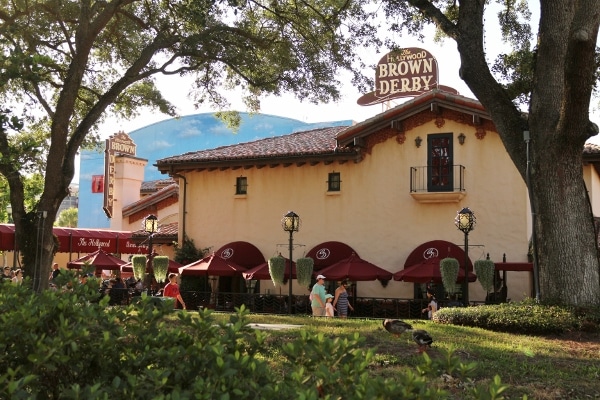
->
(213, 241), (265, 269)
(394, 256), (477, 283)
(494, 262), (533, 271)
(305, 241), (358, 271)
(0, 224), (138, 254)
(0, 224), (16, 251)
(403, 240), (473, 271)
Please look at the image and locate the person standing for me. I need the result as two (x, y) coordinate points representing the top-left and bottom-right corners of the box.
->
(2, 266), (13, 283)
(11, 269), (23, 285)
(310, 274), (327, 316)
(325, 294), (335, 317)
(163, 273), (186, 310)
(333, 280), (354, 318)
(50, 263), (60, 281)
(422, 289), (438, 319)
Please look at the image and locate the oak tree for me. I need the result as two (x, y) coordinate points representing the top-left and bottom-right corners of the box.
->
(384, 0), (600, 305)
(0, 0), (375, 291)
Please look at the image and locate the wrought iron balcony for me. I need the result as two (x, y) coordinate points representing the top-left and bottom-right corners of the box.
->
(410, 164), (466, 203)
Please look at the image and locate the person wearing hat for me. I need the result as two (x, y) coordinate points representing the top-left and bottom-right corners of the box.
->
(324, 293), (335, 317)
(2, 266), (13, 283)
(310, 274), (327, 316)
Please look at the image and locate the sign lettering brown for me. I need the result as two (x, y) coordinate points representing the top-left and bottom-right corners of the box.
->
(103, 132), (136, 218)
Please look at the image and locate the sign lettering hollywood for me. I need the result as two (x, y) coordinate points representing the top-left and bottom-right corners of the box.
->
(78, 237), (112, 248)
(357, 48), (440, 106)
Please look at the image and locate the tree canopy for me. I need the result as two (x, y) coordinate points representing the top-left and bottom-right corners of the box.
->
(0, 0), (377, 291)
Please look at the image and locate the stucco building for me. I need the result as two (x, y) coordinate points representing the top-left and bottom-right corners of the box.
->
(153, 89), (600, 303)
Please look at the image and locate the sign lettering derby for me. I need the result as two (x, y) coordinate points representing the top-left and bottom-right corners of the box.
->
(357, 48), (457, 106)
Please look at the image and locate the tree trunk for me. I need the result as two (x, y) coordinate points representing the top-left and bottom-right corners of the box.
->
(18, 210), (59, 292)
(532, 151), (600, 304)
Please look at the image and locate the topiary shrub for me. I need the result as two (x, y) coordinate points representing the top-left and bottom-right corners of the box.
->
(474, 259), (495, 293)
(296, 257), (314, 287)
(152, 255), (169, 283)
(132, 255), (147, 281)
(268, 256), (285, 286)
(440, 257), (460, 294)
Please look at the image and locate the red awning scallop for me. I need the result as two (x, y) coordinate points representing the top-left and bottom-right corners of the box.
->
(305, 241), (358, 271)
(214, 241), (265, 269)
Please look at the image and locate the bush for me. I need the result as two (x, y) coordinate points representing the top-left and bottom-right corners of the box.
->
(433, 299), (598, 335)
(1, 278), (516, 399)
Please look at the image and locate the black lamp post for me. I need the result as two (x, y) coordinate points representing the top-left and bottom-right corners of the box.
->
(455, 207), (475, 305)
(282, 211), (300, 314)
(143, 214), (159, 275)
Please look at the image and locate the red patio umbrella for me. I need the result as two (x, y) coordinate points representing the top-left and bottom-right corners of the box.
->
(394, 257), (477, 283)
(67, 249), (127, 271)
(242, 258), (296, 280)
(178, 253), (246, 277)
(314, 253), (393, 281)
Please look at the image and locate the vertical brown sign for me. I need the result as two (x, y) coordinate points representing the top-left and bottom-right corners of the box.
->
(103, 132), (137, 218)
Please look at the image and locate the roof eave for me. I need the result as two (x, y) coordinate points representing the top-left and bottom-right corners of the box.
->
(336, 91), (492, 147)
(156, 152), (360, 174)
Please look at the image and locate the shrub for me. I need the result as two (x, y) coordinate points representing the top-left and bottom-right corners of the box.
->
(0, 278), (518, 399)
(432, 299), (594, 335)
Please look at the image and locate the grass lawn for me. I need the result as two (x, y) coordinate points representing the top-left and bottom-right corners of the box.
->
(208, 313), (600, 399)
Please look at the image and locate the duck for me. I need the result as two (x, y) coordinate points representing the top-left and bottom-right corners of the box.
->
(412, 329), (433, 353)
(382, 319), (413, 337)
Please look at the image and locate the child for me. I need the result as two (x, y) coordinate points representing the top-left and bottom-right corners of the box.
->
(325, 293), (335, 317)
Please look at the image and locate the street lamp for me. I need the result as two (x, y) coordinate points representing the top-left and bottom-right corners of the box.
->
(143, 214), (159, 276)
(455, 207), (475, 305)
(282, 211), (300, 314)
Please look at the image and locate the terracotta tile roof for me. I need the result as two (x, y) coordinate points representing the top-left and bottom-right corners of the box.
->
(583, 143), (600, 155)
(140, 178), (176, 193)
(156, 126), (358, 173)
(131, 221), (178, 244)
(123, 183), (179, 217)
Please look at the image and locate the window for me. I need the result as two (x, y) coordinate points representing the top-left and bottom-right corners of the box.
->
(427, 134), (453, 192)
(235, 177), (248, 195)
(328, 172), (341, 192)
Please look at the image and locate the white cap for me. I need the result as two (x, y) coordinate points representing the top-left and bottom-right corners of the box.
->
(316, 274), (326, 280)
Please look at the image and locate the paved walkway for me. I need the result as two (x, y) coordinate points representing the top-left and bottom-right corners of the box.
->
(248, 323), (303, 331)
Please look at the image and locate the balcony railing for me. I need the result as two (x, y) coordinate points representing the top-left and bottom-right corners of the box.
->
(409, 165), (466, 203)
(410, 164), (466, 192)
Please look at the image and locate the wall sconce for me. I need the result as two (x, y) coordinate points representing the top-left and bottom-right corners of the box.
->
(415, 136), (422, 148)
(458, 133), (466, 145)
